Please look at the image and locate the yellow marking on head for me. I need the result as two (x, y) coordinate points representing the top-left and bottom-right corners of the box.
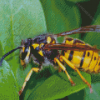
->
(40, 43), (44, 48)
(21, 60), (25, 66)
(65, 39), (74, 45)
(26, 47), (30, 57)
(22, 47), (25, 52)
(32, 43), (39, 49)
(38, 50), (43, 56)
(47, 36), (51, 43)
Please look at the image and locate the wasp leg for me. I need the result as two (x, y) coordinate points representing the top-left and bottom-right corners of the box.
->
(60, 56), (93, 93)
(19, 67), (40, 96)
(54, 58), (75, 86)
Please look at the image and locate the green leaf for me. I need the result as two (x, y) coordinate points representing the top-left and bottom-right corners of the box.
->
(84, 83), (100, 100)
(0, 60), (19, 100)
(27, 69), (91, 100)
(40, 0), (81, 42)
(21, 66), (91, 100)
(68, 89), (85, 100)
(82, 2), (100, 48)
(68, 82), (100, 100)
(40, 0), (81, 32)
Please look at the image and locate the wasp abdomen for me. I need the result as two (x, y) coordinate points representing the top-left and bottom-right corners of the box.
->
(62, 37), (100, 73)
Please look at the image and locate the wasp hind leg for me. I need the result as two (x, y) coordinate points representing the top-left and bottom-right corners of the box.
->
(54, 58), (75, 86)
(60, 56), (93, 93)
(19, 67), (40, 96)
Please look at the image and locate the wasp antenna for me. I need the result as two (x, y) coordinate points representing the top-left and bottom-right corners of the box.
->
(0, 46), (22, 66)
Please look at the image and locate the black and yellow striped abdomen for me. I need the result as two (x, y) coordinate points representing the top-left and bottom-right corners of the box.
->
(62, 37), (100, 73)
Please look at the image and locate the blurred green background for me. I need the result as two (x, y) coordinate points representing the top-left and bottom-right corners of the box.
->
(0, 0), (100, 100)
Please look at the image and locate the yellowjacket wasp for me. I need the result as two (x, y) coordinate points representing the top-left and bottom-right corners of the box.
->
(0, 25), (100, 95)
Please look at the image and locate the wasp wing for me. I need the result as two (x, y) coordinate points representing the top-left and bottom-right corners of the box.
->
(55, 25), (100, 37)
(44, 43), (100, 52)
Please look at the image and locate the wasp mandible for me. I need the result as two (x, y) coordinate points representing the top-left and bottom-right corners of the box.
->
(0, 25), (100, 95)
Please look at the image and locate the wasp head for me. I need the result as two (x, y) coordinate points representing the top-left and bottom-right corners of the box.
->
(20, 38), (32, 68)
(0, 38), (32, 68)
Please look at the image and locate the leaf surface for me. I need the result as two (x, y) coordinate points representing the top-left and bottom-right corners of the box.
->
(0, 60), (19, 100)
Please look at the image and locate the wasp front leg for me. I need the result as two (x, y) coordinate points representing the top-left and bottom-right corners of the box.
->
(54, 58), (75, 86)
(60, 56), (93, 93)
(19, 67), (40, 96)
